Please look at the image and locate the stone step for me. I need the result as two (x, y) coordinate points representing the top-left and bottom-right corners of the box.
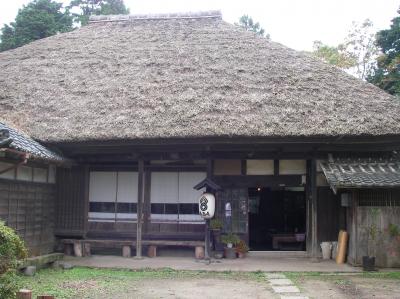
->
(269, 278), (294, 286)
(272, 286), (300, 293)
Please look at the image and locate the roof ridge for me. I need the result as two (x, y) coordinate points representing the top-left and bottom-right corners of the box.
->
(89, 10), (222, 23)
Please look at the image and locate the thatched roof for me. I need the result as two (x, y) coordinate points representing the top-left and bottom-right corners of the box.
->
(1, 10), (400, 143)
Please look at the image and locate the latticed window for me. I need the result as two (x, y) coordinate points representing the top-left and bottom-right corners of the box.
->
(215, 188), (248, 234)
(357, 189), (400, 206)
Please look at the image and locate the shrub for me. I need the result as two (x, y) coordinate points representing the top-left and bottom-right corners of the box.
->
(236, 240), (249, 253)
(210, 218), (223, 230)
(0, 221), (27, 298)
(221, 233), (240, 246)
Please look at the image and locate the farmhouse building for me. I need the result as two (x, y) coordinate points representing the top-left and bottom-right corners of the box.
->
(1, 11), (400, 267)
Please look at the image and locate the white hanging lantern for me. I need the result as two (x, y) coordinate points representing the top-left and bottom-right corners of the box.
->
(198, 192), (215, 219)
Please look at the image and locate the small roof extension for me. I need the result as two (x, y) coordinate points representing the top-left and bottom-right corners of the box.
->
(0, 122), (64, 162)
(320, 157), (400, 193)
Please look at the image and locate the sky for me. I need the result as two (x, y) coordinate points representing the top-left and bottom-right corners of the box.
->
(0, 0), (398, 51)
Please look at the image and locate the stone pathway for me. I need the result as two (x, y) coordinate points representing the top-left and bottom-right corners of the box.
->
(266, 273), (309, 299)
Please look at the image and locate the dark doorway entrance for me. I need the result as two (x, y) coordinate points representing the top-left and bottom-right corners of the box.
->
(248, 187), (306, 251)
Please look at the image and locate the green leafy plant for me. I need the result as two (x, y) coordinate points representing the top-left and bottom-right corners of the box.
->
(0, 221), (28, 299)
(388, 223), (400, 238)
(365, 208), (381, 257)
(210, 218), (223, 230)
(235, 240), (249, 253)
(221, 233), (240, 246)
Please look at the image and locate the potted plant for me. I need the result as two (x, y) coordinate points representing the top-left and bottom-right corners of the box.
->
(210, 218), (224, 257)
(236, 240), (249, 258)
(363, 208), (380, 271)
(221, 233), (240, 259)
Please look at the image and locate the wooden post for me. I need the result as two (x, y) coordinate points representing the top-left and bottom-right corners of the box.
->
(122, 245), (131, 257)
(136, 159), (144, 258)
(73, 241), (83, 257)
(83, 243), (91, 257)
(204, 158), (213, 261)
(83, 165), (90, 238)
(310, 158), (319, 260)
(16, 289), (32, 299)
(37, 296), (55, 299)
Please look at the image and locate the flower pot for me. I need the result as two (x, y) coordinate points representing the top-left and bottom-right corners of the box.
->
(237, 252), (246, 258)
(224, 247), (237, 259)
(227, 243), (233, 248)
(211, 229), (224, 251)
(362, 256), (376, 271)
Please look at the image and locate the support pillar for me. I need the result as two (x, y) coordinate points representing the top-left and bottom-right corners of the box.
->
(204, 158), (213, 261)
(310, 158), (319, 261)
(136, 159), (144, 258)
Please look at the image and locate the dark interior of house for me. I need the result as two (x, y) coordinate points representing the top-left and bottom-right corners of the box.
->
(249, 187), (306, 251)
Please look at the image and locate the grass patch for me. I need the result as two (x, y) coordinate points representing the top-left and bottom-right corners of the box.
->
(16, 267), (265, 299)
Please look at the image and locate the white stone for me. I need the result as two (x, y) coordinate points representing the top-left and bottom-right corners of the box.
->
(280, 296), (309, 299)
(265, 273), (286, 279)
(272, 286), (300, 293)
(269, 278), (294, 286)
(23, 266), (36, 276)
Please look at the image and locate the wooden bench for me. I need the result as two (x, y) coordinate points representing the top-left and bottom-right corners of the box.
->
(271, 234), (305, 250)
(62, 239), (205, 259)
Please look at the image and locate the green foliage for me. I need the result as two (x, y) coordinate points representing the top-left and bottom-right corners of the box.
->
(69, 0), (129, 26)
(365, 208), (381, 257)
(210, 218), (223, 230)
(0, 221), (28, 275)
(235, 15), (269, 39)
(221, 233), (240, 246)
(388, 223), (400, 238)
(0, 0), (73, 52)
(368, 8), (400, 96)
(312, 40), (357, 69)
(0, 270), (19, 299)
(0, 221), (27, 299)
(342, 19), (379, 80)
(312, 19), (378, 80)
(235, 240), (249, 253)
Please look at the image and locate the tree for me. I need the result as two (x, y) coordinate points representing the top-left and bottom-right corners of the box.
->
(236, 15), (270, 39)
(0, 0), (73, 52)
(312, 20), (378, 80)
(312, 40), (357, 69)
(368, 9), (400, 96)
(69, 0), (130, 26)
(343, 19), (379, 80)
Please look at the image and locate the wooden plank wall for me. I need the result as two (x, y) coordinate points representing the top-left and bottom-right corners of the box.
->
(351, 189), (400, 268)
(55, 166), (86, 237)
(317, 187), (345, 244)
(0, 179), (56, 256)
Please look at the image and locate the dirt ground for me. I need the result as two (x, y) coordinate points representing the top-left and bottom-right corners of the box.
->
(96, 277), (274, 299)
(296, 275), (400, 299)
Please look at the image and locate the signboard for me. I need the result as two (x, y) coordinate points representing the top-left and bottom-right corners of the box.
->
(198, 193), (215, 219)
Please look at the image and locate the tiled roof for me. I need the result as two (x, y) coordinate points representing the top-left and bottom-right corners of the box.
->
(320, 158), (400, 192)
(0, 122), (64, 162)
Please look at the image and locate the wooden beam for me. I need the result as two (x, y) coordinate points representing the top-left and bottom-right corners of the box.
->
(136, 159), (144, 258)
(310, 159), (319, 260)
(274, 159), (279, 176)
(143, 170), (151, 234)
(83, 165), (90, 238)
(204, 157), (213, 260)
